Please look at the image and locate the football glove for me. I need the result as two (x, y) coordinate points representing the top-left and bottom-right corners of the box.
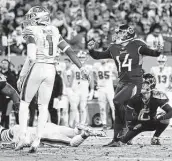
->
(87, 39), (96, 50)
(80, 66), (90, 80)
(154, 112), (165, 121)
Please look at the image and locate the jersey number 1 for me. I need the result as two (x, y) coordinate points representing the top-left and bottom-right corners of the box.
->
(46, 35), (53, 56)
(116, 54), (132, 72)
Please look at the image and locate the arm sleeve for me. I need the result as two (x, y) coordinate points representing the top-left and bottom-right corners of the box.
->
(23, 27), (37, 62)
(88, 49), (112, 59)
(58, 37), (82, 69)
(138, 46), (161, 57)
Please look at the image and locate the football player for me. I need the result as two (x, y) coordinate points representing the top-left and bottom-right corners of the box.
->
(87, 24), (163, 147)
(150, 55), (172, 92)
(0, 123), (106, 149)
(0, 74), (20, 124)
(115, 73), (172, 146)
(58, 58), (74, 127)
(16, 6), (88, 152)
(93, 60), (117, 130)
(53, 54), (66, 125)
(63, 54), (94, 127)
(150, 55), (172, 125)
(70, 53), (94, 126)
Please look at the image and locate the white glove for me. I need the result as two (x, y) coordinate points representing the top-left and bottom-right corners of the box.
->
(88, 89), (94, 101)
(87, 39), (96, 50)
(80, 66), (90, 80)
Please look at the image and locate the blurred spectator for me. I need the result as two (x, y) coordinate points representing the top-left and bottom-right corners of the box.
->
(1, 59), (17, 89)
(0, 59), (17, 128)
(161, 23), (172, 55)
(10, 26), (26, 55)
(146, 23), (164, 49)
(66, 24), (87, 52)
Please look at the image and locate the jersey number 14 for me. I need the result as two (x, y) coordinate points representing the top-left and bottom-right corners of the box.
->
(116, 54), (132, 72)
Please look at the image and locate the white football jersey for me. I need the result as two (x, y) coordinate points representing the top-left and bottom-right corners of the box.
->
(55, 62), (66, 78)
(71, 64), (91, 89)
(93, 62), (114, 88)
(151, 66), (172, 91)
(23, 25), (61, 63)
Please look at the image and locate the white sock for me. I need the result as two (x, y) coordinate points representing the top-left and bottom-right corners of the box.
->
(37, 104), (49, 138)
(80, 103), (87, 124)
(19, 100), (29, 138)
(99, 103), (107, 125)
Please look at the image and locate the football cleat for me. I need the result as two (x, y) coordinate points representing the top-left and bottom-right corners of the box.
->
(103, 140), (125, 147)
(127, 140), (133, 145)
(29, 137), (41, 153)
(151, 137), (161, 145)
(15, 139), (26, 151)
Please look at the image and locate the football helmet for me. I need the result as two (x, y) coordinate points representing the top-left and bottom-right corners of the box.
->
(141, 73), (156, 93)
(77, 51), (88, 64)
(23, 6), (50, 27)
(111, 24), (135, 44)
(157, 55), (167, 68)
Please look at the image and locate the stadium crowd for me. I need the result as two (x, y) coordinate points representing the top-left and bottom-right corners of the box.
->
(0, 0), (172, 56)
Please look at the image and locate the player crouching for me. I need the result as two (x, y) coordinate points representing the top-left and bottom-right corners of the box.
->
(112, 73), (172, 147)
(0, 123), (106, 150)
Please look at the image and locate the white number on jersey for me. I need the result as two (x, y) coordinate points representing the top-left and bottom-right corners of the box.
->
(98, 71), (110, 79)
(116, 54), (132, 72)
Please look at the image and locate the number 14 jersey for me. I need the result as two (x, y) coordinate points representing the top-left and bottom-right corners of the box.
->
(108, 39), (146, 83)
(23, 25), (61, 63)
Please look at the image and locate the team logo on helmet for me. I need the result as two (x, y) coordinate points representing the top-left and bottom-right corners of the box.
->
(112, 24), (135, 44)
(22, 6), (50, 27)
(142, 73), (156, 93)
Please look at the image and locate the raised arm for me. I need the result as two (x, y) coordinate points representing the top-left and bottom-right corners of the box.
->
(138, 41), (163, 57)
(58, 36), (82, 69)
(87, 40), (112, 59)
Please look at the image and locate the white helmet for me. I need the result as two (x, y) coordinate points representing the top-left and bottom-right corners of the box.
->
(77, 51), (88, 64)
(157, 55), (167, 68)
(23, 6), (50, 28)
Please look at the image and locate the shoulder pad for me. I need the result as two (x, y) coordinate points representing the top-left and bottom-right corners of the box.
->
(132, 39), (148, 46)
(52, 25), (59, 33)
(152, 90), (168, 100)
